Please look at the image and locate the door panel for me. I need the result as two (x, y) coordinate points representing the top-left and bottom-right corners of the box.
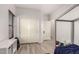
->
(42, 21), (51, 40)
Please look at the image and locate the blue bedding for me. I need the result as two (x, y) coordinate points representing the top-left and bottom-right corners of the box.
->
(54, 44), (79, 54)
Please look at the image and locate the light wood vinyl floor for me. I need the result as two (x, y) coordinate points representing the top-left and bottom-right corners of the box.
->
(17, 40), (55, 54)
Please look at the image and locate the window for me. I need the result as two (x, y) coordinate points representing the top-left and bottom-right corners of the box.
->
(9, 10), (14, 39)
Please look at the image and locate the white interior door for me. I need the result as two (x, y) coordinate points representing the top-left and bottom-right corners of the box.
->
(20, 16), (40, 43)
(42, 21), (51, 40)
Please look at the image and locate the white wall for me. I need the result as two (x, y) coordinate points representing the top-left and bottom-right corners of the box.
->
(56, 21), (72, 44)
(51, 5), (79, 45)
(50, 4), (75, 40)
(58, 6), (79, 45)
(49, 5), (75, 50)
(0, 4), (16, 42)
(57, 6), (79, 45)
(74, 21), (79, 45)
(16, 7), (49, 43)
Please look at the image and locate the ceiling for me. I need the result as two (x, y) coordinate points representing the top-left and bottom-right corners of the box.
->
(59, 6), (79, 20)
(16, 4), (64, 14)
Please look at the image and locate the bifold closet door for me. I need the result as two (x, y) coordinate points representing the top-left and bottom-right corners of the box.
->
(20, 16), (40, 43)
(74, 20), (79, 45)
(56, 21), (72, 44)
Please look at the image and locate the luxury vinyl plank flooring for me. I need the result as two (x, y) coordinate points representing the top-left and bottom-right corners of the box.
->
(17, 40), (54, 54)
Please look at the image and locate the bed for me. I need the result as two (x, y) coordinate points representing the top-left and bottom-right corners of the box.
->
(55, 5), (79, 54)
(54, 44), (79, 54)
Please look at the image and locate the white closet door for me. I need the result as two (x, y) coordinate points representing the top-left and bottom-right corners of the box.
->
(20, 16), (40, 43)
(56, 21), (72, 44)
(74, 20), (79, 45)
